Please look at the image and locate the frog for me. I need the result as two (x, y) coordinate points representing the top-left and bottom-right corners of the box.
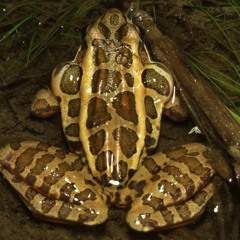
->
(0, 8), (215, 232)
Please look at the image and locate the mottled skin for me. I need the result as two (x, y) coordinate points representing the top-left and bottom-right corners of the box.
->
(0, 9), (215, 232)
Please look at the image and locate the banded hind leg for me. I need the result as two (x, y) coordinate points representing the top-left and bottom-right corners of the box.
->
(117, 143), (215, 232)
(0, 141), (108, 225)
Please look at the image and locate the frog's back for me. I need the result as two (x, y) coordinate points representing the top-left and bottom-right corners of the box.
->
(51, 9), (173, 187)
(79, 9), (147, 187)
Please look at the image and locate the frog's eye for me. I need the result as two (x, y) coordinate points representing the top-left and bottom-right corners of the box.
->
(51, 62), (82, 97)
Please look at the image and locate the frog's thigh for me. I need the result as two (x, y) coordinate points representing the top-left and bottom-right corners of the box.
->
(127, 182), (214, 232)
(0, 142), (108, 225)
(122, 143), (215, 206)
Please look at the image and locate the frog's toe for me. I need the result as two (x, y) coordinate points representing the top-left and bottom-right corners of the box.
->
(126, 183), (214, 232)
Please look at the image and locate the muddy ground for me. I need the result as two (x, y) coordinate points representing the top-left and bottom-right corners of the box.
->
(0, 1), (239, 240)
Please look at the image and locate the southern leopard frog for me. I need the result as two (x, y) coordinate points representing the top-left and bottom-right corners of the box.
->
(0, 9), (215, 232)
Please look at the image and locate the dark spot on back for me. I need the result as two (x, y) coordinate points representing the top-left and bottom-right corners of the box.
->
(95, 150), (114, 173)
(68, 98), (80, 118)
(145, 118), (153, 134)
(68, 141), (83, 153)
(145, 135), (156, 148)
(112, 91), (138, 125)
(112, 160), (128, 183)
(145, 96), (157, 119)
(92, 69), (121, 94)
(88, 129), (106, 155)
(65, 123), (79, 137)
(92, 40), (110, 66)
(87, 97), (112, 129)
(112, 127), (138, 158)
(115, 43), (132, 68)
(125, 73), (134, 87)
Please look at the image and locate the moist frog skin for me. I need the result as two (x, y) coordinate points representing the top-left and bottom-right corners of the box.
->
(0, 8), (215, 232)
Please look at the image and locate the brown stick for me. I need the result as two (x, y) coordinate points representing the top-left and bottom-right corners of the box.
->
(132, 10), (240, 165)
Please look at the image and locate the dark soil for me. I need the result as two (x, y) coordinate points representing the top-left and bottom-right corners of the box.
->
(0, 1), (239, 240)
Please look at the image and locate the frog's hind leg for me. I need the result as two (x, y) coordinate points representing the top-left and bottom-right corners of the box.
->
(127, 182), (214, 232)
(0, 142), (108, 225)
(121, 143), (215, 231)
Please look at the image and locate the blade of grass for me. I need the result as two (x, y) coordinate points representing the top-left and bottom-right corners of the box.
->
(188, 54), (240, 93)
(26, 31), (37, 66)
(228, 107), (240, 124)
(0, 13), (34, 42)
(2, 0), (102, 72)
(196, 5), (240, 63)
(189, 57), (240, 114)
(190, 51), (240, 80)
(227, 0), (240, 18)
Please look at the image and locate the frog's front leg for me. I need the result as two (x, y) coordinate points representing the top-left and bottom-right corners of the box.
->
(117, 143), (215, 232)
(163, 94), (188, 121)
(31, 88), (60, 118)
(0, 142), (108, 225)
(32, 60), (83, 154)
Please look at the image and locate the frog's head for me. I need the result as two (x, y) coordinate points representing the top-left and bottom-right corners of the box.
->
(86, 8), (140, 44)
